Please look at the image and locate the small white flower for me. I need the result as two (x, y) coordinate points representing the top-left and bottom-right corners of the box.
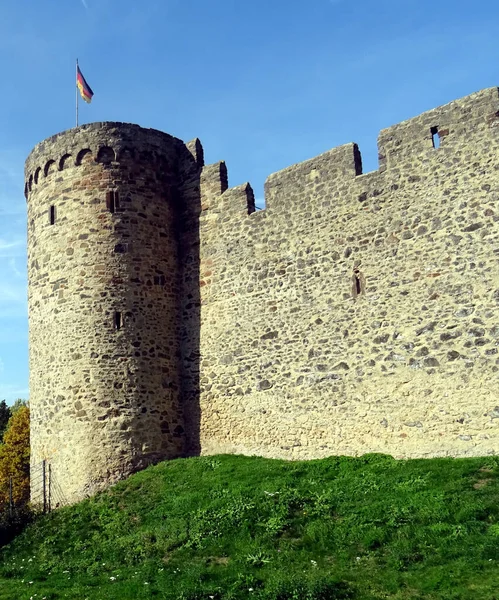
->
(249, 588), (254, 592)
(29, 581), (33, 584)
(144, 582), (149, 585)
(356, 557), (361, 561)
(158, 568), (164, 572)
(62, 570), (70, 573)
(110, 577), (116, 581)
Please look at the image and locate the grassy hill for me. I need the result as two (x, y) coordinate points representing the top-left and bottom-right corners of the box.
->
(1, 453), (499, 599)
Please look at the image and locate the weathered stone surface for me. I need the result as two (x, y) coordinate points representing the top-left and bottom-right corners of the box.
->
(25, 88), (499, 504)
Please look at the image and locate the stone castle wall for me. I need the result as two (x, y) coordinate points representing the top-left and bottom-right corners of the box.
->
(187, 87), (499, 460)
(25, 87), (499, 503)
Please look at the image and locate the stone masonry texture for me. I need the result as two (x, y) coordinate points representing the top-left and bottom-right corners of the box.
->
(25, 88), (499, 504)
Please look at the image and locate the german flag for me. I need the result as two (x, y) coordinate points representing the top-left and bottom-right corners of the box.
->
(76, 65), (94, 103)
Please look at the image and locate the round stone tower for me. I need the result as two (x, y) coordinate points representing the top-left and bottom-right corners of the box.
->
(25, 123), (186, 504)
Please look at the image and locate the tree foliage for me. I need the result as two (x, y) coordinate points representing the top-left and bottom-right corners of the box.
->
(10, 398), (27, 416)
(0, 405), (30, 508)
(0, 400), (10, 441)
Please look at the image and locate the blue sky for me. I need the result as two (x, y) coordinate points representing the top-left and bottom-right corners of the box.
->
(0, 0), (498, 403)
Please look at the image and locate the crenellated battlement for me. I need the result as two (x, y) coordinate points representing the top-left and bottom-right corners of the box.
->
(26, 86), (499, 212)
(181, 86), (499, 227)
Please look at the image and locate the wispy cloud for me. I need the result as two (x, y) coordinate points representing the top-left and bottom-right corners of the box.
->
(9, 258), (24, 279)
(0, 241), (25, 266)
(0, 238), (24, 253)
(81, 0), (89, 9)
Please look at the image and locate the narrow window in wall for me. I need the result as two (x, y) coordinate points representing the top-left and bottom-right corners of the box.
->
(431, 126), (440, 149)
(114, 311), (122, 330)
(355, 273), (362, 295)
(106, 191), (120, 213)
(106, 191), (115, 213)
(49, 206), (55, 225)
(154, 275), (166, 285)
(352, 268), (366, 299)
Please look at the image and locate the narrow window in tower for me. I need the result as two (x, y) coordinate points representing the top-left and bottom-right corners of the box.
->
(431, 126), (440, 149)
(106, 191), (115, 213)
(49, 205), (55, 225)
(106, 191), (121, 213)
(114, 311), (122, 330)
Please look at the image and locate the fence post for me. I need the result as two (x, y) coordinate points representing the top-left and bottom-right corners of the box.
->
(42, 460), (47, 514)
(9, 477), (13, 518)
(48, 463), (52, 513)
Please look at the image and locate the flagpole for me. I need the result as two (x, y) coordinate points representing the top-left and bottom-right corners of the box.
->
(76, 59), (79, 127)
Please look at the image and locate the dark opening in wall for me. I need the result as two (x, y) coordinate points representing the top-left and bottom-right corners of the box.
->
(353, 143), (363, 176)
(114, 243), (128, 253)
(352, 268), (366, 299)
(431, 126), (440, 149)
(49, 206), (55, 225)
(106, 191), (120, 213)
(154, 275), (166, 285)
(355, 274), (362, 295)
(114, 311), (122, 330)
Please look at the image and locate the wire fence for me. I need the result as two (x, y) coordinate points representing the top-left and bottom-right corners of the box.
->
(31, 460), (66, 512)
(1, 460), (66, 521)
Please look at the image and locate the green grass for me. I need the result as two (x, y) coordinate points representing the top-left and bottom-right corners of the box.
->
(1, 453), (499, 599)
